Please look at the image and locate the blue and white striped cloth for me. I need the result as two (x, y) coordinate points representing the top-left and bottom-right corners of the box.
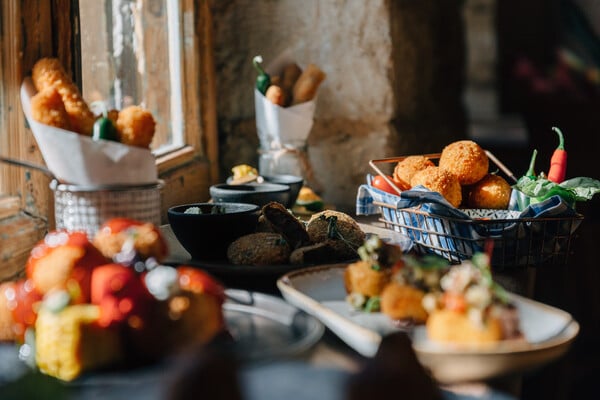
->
(356, 175), (581, 265)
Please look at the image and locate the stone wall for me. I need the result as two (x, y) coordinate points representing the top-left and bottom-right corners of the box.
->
(211, 0), (466, 212)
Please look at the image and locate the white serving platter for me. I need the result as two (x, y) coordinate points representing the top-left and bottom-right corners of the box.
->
(277, 264), (579, 384)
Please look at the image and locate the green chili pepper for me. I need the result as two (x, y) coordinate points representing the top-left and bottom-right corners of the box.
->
(92, 116), (118, 142)
(512, 149), (538, 210)
(525, 149), (538, 179)
(252, 55), (271, 95)
(90, 101), (118, 142)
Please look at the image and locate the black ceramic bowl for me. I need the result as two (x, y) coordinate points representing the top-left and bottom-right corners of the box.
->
(261, 175), (304, 208)
(226, 174), (304, 209)
(167, 202), (260, 260)
(209, 183), (291, 208)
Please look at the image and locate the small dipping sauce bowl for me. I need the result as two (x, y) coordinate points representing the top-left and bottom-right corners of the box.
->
(168, 202), (259, 260)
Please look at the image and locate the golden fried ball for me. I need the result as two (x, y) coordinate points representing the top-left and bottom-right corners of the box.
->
(393, 156), (435, 189)
(344, 260), (391, 298)
(380, 282), (428, 323)
(467, 174), (512, 209)
(30, 86), (72, 130)
(439, 140), (489, 185)
(410, 166), (462, 208)
(426, 309), (503, 345)
(116, 105), (156, 148)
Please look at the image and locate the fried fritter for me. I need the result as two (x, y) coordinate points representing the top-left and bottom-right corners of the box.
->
(439, 140), (489, 185)
(32, 57), (96, 135)
(306, 210), (365, 259)
(344, 260), (391, 298)
(467, 174), (512, 209)
(260, 202), (310, 249)
(393, 155), (435, 189)
(426, 309), (503, 345)
(227, 232), (291, 265)
(116, 105), (156, 148)
(410, 166), (462, 208)
(30, 86), (71, 130)
(380, 282), (428, 323)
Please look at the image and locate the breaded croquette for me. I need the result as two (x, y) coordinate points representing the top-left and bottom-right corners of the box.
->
(306, 210), (365, 249)
(467, 174), (512, 209)
(227, 232), (291, 265)
(344, 260), (391, 298)
(380, 282), (428, 323)
(32, 57), (96, 135)
(439, 140), (489, 185)
(116, 105), (156, 148)
(30, 86), (71, 130)
(426, 309), (504, 345)
(393, 155), (435, 189)
(410, 166), (462, 208)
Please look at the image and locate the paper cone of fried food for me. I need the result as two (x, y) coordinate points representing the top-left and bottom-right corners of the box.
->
(21, 77), (157, 186)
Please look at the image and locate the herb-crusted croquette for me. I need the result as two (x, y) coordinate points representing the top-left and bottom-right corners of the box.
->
(227, 232), (291, 265)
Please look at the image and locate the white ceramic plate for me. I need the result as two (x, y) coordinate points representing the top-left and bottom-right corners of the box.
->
(277, 264), (579, 384)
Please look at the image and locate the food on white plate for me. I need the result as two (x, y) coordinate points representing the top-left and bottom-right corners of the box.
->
(344, 235), (404, 312)
(410, 166), (462, 208)
(466, 173), (512, 209)
(380, 254), (447, 325)
(424, 253), (523, 345)
(438, 140), (489, 186)
(393, 155), (435, 190)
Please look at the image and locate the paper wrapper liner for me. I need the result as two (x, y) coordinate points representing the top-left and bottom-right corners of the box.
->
(20, 78), (158, 186)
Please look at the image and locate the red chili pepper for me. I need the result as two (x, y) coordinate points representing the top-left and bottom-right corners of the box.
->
(547, 127), (567, 183)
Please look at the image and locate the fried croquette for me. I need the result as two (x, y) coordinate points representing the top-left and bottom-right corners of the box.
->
(227, 232), (291, 265)
(344, 260), (391, 298)
(426, 309), (503, 345)
(116, 106), (156, 148)
(260, 202), (310, 249)
(410, 166), (462, 208)
(32, 57), (96, 135)
(467, 174), (512, 209)
(290, 239), (359, 265)
(380, 282), (428, 323)
(393, 156), (435, 189)
(439, 140), (489, 185)
(30, 86), (72, 130)
(306, 210), (365, 259)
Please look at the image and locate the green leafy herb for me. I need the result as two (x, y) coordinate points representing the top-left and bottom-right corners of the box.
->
(364, 296), (381, 313)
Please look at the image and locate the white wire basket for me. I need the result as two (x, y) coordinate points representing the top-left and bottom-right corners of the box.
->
(51, 180), (163, 238)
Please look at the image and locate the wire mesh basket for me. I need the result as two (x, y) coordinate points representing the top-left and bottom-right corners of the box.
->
(368, 152), (584, 269)
(374, 201), (583, 269)
(51, 180), (163, 238)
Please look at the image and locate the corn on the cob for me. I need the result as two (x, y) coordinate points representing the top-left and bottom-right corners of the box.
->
(35, 304), (122, 381)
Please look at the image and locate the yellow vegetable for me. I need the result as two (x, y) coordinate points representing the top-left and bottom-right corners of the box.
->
(35, 305), (122, 381)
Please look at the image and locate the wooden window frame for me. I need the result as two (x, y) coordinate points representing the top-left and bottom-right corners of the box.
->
(0, 0), (218, 278)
